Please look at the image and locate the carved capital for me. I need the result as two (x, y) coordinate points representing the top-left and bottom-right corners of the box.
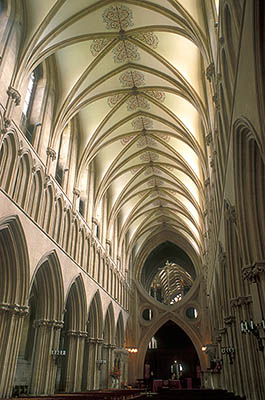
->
(1, 117), (11, 134)
(0, 303), (29, 316)
(206, 63), (215, 82)
(87, 337), (97, 344)
(253, 261), (265, 278)
(67, 330), (87, 338)
(242, 261), (265, 283)
(210, 157), (215, 170)
(33, 319), (64, 329)
(224, 316), (236, 325)
(73, 187), (80, 197)
(230, 295), (252, 308)
(46, 147), (56, 161)
(212, 93), (220, 110)
(206, 132), (212, 146)
(7, 86), (21, 106)
(224, 200), (236, 223)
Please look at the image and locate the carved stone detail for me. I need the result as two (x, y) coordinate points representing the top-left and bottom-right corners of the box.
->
(230, 296), (252, 308)
(33, 319), (64, 329)
(224, 316), (236, 325)
(242, 261), (265, 283)
(7, 86), (21, 106)
(206, 132), (212, 145)
(212, 93), (220, 110)
(46, 147), (56, 161)
(206, 63), (215, 82)
(67, 330), (87, 337)
(0, 303), (29, 316)
(224, 200), (236, 223)
(73, 187), (80, 197)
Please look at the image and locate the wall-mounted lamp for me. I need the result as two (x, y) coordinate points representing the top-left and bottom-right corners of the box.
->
(221, 347), (235, 364)
(201, 346), (207, 352)
(240, 320), (264, 351)
(51, 349), (66, 363)
(126, 347), (138, 353)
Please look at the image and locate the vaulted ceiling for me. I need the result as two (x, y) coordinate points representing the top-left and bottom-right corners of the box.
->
(19, 0), (213, 271)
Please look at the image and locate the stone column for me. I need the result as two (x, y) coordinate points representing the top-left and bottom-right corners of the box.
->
(4, 87), (21, 127)
(108, 345), (116, 388)
(64, 330), (87, 392)
(95, 338), (104, 389)
(45, 147), (56, 176)
(0, 303), (29, 398)
(223, 316), (237, 392)
(101, 344), (109, 388)
(30, 319), (63, 395)
(217, 329), (229, 390)
(242, 264), (265, 399)
(72, 188), (80, 212)
(83, 338), (97, 390)
(230, 296), (253, 400)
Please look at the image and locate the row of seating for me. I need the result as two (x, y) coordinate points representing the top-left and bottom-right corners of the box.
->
(8, 389), (147, 400)
(153, 388), (246, 400)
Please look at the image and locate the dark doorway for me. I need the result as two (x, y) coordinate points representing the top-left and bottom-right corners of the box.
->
(144, 320), (200, 386)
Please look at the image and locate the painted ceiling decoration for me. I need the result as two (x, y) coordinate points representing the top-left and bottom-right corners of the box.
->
(102, 4), (134, 30)
(19, 0), (210, 284)
(107, 70), (166, 112)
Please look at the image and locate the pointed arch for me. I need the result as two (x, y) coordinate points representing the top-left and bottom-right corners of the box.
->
(12, 150), (32, 208)
(103, 302), (115, 345)
(0, 129), (19, 193)
(136, 313), (206, 378)
(52, 195), (64, 244)
(41, 182), (55, 235)
(64, 274), (87, 333)
(58, 274), (88, 392)
(88, 290), (103, 340)
(0, 215), (29, 305)
(0, 214), (30, 397)
(233, 118), (265, 264)
(62, 207), (72, 253)
(27, 167), (44, 222)
(71, 217), (79, 260)
(30, 250), (64, 321)
(115, 311), (125, 349)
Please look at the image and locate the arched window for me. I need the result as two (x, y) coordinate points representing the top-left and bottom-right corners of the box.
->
(21, 71), (36, 143)
(22, 71), (35, 117)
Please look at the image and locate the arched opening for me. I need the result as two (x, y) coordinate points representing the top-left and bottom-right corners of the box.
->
(82, 291), (103, 391)
(101, 303), (115, 389)
(114, 312), (126, 387)
(141, 241), (197, 305)
(144, 320), (200, 391)
(57, 275), (87, 393)
(15, 251), (64, 396)
(0, 216), (29, 398)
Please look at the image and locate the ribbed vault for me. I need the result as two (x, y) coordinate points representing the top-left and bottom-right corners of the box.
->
(17, 0), (211, 274)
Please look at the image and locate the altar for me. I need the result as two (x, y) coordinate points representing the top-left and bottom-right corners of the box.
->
(152, 378), (192, 392)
